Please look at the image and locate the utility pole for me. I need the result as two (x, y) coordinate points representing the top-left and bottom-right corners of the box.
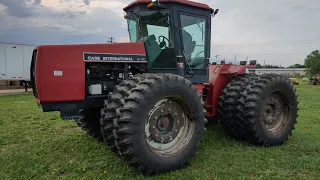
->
(273, 61), (275, 68)
(107, 37), (116, 43)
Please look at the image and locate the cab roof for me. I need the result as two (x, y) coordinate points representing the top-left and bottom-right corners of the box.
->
(123, 0), (214, 12)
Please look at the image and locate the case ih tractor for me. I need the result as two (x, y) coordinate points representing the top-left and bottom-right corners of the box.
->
(30, 0), (299, 175)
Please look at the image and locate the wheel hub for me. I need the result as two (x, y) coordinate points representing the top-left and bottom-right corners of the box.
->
(145, 98), (195, 157)
(148, 99), (185, 144)
(262, 92), (289, 132)
(264, 104), (277, 124)
(157, 116), (172, 132)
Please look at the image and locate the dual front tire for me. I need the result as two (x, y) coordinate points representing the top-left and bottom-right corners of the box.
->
(100, 73), (207, 174)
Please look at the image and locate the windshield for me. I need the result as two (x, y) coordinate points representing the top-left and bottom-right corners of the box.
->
(126, 10), (176, 68)
(126, 10), (171, 47)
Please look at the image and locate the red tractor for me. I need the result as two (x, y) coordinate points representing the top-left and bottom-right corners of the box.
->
(30, 0), (299, 175)
(313, 76), (320, 85)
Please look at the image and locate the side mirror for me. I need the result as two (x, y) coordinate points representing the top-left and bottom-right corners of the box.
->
(214, 9), (219, 16)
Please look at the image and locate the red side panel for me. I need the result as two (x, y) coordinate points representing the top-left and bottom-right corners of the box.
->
(204, 64), (256, 118)
(194, 84), (205, 94)
(35, 42), (146, 103)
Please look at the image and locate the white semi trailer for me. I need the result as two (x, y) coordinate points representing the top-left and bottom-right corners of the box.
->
(0, 43), (36, 91)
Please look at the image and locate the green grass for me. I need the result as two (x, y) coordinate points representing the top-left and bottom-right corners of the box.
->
(1, 83), (319, 180)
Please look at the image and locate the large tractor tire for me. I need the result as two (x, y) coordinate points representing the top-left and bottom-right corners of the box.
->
(217, 73), (258, 139)
(76, 108), (103, 141)
(101, 73), (207, 175)
(100, 83), (136, 156)
(237, 74), (299, 146)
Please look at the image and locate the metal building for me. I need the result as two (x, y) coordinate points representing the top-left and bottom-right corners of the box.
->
(248, 68), (307, 76)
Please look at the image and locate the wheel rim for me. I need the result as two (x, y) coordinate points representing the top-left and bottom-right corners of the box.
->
(145, 98), (195, 157)
(262, 91), (290, 133)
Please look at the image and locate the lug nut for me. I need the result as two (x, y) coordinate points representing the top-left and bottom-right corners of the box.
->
(161, 137), (164, 143)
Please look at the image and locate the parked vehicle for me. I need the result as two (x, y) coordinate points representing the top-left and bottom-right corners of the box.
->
(313, 76), (320, 85)
(30, 0), (299, 175)
(0, 43), (36, 91)
(289, 78), (299, 85)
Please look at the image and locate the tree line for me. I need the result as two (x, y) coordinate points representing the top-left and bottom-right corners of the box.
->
(255, 64), (306, 69)
(254, 50), (320, 75)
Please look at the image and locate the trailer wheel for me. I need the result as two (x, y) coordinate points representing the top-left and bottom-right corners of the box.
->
(217, 74), (258, 139)
(104, 73), (207, 175)
(76, 108), (103, 141)
(237, 74), (299, 146)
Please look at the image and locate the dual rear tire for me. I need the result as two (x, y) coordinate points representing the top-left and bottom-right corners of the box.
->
(218, 73), (299, 146)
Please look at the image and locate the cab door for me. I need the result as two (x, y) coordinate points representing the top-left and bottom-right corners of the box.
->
(178, 13), (210, 83)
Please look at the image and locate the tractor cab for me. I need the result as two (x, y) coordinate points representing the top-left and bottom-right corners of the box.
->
(123, 0), (218, 83)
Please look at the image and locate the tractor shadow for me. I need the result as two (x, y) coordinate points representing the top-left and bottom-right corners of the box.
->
(203, 117), (255, 147)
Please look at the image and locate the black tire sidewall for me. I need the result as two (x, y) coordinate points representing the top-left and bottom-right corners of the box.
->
(129, 76), (205, 172)
(255, 77), (298, 144)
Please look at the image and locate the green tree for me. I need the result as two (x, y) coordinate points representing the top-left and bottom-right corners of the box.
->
(304, 50), (320, 75)
(288, 64), (305, 68)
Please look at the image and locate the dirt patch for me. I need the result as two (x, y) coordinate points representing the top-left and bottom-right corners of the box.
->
(0, 89), (32, 96)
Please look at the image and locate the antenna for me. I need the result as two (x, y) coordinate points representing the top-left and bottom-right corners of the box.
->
(107, 37), (116, 43)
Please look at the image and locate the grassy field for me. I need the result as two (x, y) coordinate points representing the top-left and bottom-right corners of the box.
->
(1, 82), (319, 180)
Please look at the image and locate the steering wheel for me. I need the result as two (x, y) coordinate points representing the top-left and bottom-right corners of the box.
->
(158, 35), (170, 48)
(188, 50), (204, 65)
(195, 51), (204, 59)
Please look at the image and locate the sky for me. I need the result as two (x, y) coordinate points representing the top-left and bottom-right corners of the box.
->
(0, 0), (320, 67)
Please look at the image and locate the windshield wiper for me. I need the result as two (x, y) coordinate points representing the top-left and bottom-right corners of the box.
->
(182, 52), (194, 76)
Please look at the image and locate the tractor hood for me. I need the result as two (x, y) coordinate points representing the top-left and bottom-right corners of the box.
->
(30, 42), (146, 103)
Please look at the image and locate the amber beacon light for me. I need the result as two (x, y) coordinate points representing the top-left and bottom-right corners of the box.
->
(147, 2), (154, 8)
